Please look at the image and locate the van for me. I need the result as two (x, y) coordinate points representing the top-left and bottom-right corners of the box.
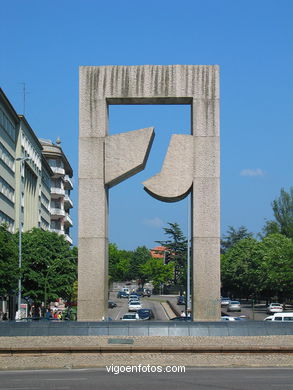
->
(264, 312), (293, 322)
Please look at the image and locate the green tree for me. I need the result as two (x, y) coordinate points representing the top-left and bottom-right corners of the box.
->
(221, 237), (262, 299)
(0, 225), (18, 297)
(129, 246), (152, 286)
(108, 243), (132, 281)
(140, 258), (174, 290)
(156, 222), (187, 285)
(20, 228), (77, 308)
(221, 225), (253, 254)
(262, 188), (293, 239)
(258, 234), (293, 302)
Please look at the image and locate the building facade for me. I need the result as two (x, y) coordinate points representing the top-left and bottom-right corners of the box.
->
(0, 88), (73, 244)
(39, 139), (74, 245)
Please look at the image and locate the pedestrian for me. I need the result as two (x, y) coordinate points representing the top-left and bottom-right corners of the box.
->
(45, 309), (52, 320)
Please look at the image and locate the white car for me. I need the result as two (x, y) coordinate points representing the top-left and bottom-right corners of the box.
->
(121, 313), (139, 321)
(128, 301), (142, 311)
(221, 316), (237, 321)
(227, 301), (241, 312)
(221, 297), (231, 306)
(267, 303), (283, 314)
(264, 312), (293, 322)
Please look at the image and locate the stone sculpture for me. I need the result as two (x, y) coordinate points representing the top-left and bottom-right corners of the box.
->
(78, 65), (220, 321)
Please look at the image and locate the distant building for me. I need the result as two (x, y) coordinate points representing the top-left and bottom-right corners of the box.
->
(39, 138), (74, 245)
(0, 88), (73, 244)
(150, 246), (167, 259)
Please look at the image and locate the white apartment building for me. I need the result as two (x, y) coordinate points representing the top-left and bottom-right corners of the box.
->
(39, 138), (74, 245)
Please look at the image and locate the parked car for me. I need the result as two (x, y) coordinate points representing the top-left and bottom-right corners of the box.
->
(221, 297), (231, 306)
(264, 312), (293, 322)
(227, 301), (241, 312)
(177, 296), (186, 305)
(267, 303), (283, 314)
(121, 313), (139, 321)
(108, 301), (117, 308)
(117, 291), (129, 298)
(137, 308), (154, 320)
(128, 301), (142, 311)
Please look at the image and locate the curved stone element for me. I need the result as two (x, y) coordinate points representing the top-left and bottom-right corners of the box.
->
(143, 134), (193, 202)
(105, 127), (155, 188)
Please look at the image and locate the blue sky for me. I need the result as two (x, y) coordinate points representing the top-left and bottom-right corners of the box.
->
(1, 1), (292, 249)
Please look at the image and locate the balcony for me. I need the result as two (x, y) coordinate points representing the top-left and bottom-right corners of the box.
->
(50, 208), (65, 219)
(51, 228), (64, 235)
(51, 187), (65, 198)
(50, 166), (65, 177)
(64, 213), (73, 227)
(64, 195), (73, 209)
(64, 234), (73, 245)
(64, 175), (73, 190)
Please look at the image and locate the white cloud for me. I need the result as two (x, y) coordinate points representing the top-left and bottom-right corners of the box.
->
(143, 217), (164, 228)
(240, 168), (265, 177)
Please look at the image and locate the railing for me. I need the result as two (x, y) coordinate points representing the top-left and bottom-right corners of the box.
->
(50, 208), (65, 217)
(64, 175), (73, 189)
(51, 187), (65, 196)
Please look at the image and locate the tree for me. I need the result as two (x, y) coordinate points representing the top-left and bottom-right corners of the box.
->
(140, 258), (174, 290)
(156, 222), (187, 285)
(129, 246), (152, 286)
(258, 234), (293, 302)
(108, 243), (132, 281)
(19, 228), (77, 308)
(0, 225), (18, 297)
(262, 188), (293, 239)
(221, 226), (253, 254)
(221, 237), (262, 299)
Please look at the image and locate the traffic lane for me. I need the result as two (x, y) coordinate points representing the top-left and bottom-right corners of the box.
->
(1, 368), (293, 390)
(108, 294), (169, 321)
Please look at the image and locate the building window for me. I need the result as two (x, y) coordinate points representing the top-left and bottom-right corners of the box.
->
(0, 177), (15, 203)
(0, 142), (15, 172)
(0, 211), (14, 232)
(0, 108), (16, 141)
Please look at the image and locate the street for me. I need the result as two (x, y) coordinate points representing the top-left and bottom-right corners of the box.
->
(0, 368), (292, 390)
(108, 292), (271, 321)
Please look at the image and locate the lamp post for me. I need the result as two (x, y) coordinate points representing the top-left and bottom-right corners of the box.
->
(15, 156), (31, 316)
(186, 194), (191, 315)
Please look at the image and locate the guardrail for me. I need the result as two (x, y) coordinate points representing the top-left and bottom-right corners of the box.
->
(0, 321), (292, 337)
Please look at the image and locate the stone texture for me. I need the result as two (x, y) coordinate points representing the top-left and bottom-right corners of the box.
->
(105, 127), (154, 188)
(78, 65), (220, 321)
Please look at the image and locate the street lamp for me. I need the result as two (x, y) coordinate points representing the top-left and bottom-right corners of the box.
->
(15, 156), (31, 316)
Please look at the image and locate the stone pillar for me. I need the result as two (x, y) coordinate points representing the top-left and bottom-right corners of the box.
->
(191, 78), (221, 320)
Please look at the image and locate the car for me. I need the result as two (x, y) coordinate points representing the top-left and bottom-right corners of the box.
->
(137, 308), (154, 320)
(221, 297), (231, 306)
(117, 291), (129, 299)
(121, 313), (139, 321)
(142, 289), (152, 297)
(128, 294), (140, 302)
(221, 316), (246, 321)
(264, 312), (293, 322)
(221, 316), (237, 321)
(108, 301), (117, 308)
(170, 316), (192, 321)
(267, 303), (283, 314)
(227, 301), (241, 312)
(177, 296), (186, 305)
(128, 300), (142, 311)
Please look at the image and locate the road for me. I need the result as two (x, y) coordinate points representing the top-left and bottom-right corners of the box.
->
(108, 292), (169, 320)
(110, 293), (288, 321)
(0, 368), (292, 389)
